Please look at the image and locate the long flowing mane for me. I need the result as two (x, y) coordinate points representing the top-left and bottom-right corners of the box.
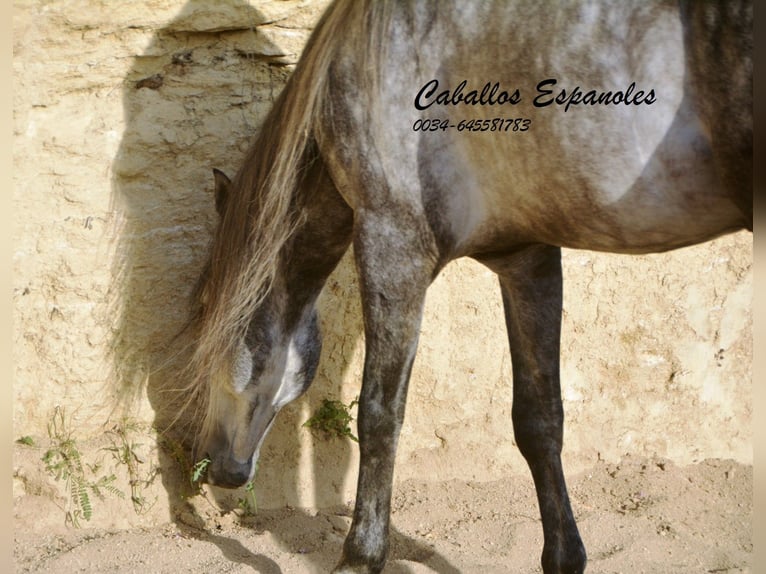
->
(185, 0), (385, 408)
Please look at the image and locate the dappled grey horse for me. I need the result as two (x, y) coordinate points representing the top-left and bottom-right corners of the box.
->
(188, 1), (752, 572)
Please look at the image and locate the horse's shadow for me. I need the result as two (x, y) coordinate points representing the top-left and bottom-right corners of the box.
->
(109, 1), (459, 572)
(172, 506), (461, 574)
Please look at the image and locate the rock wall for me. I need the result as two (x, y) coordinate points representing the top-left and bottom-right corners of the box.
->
(13, 0), (751, 520)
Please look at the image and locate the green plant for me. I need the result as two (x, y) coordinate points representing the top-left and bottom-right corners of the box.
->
(104, 419), (158, 515)
(303, 397), (359, 442)
(16, 436), (35, 446)
(237, 480), (258, 516)
(42, 407), (124, 527)
(191, 457), (211, 485)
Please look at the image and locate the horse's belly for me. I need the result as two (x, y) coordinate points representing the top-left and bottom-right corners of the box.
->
(478, 186), (745, 256)
(455, 153), (745, 256)
(430, 85), (746, 255)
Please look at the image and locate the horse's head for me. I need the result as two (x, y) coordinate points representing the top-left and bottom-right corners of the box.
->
(196, 302), (321, 488)
(193, 170), (322, 488)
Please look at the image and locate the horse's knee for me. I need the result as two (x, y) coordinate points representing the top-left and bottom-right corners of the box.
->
(512, 400), (564, 461)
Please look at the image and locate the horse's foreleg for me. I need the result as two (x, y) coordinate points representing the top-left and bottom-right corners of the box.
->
(485, 244), (586, 574)
(334, 215), (436, 574)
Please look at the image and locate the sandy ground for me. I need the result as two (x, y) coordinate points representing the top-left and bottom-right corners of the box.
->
(14, 456), (751, 573)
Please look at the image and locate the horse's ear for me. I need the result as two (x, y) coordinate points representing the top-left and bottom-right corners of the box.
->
(212, 168), (231, 216)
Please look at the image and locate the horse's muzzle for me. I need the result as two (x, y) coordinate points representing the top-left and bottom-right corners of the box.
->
(205, 454), (254, 488)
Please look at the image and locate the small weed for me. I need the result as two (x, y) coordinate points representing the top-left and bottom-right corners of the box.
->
(104, 419), (158, 515)
(42, 407), (124, 527)
(16, 436), (35, 446)
(191, 457), (211, 485)
(237, 480), (258, 516)
(303, 398), (359, 442)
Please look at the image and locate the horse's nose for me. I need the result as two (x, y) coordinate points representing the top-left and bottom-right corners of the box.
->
(208, 456), (253, 488)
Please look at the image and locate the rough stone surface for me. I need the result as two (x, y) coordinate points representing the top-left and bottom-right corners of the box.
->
(14, 0), (751, 529)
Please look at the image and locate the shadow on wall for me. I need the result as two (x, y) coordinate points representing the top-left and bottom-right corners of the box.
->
(109, 0), (356, 552)
(109, 0), (296, 430)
